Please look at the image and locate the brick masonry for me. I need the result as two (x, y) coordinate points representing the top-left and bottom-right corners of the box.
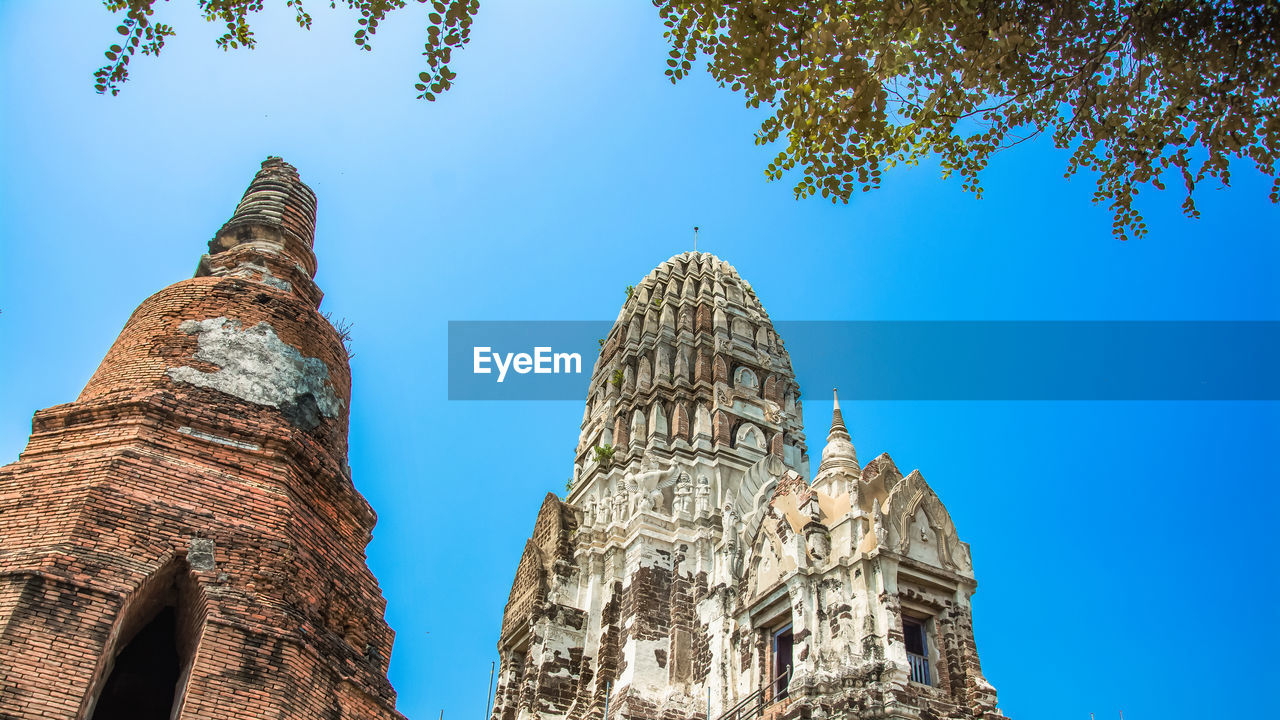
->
(0, 158), (405, 720)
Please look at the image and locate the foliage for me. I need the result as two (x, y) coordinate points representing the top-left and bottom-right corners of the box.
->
(625, 285), (636, 299)
(593, 443), (616, 466)
(94, 2), (175, 94)
(94, 0), (475, 102)
(609, 368), (624, 386)
(94, 1), (1279, 239)
(598, 337), (607, 348)
(656, 0), (1280, 239)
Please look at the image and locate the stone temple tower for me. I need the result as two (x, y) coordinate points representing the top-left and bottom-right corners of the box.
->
(491, 252), (1005, 720)
(0, 159), (405, 720)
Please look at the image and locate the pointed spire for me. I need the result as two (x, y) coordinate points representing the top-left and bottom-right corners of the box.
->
(214, 157), (317, 250)
(830, 388), (850, 443)
(207, 157), (319, 277)
(817, 388), (858, 477)
(197, 158), (325, 306)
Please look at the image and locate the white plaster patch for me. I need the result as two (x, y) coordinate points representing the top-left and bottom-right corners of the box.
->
(674, 546), (699, 578)
(177, 426), (261, 451)
(232, 262), (293, 292)
(616, 637), (638, 689)
(630, 638), (669, 695)
(540, 624), (580, 680)
(167, 318), (344, 425)
(626, 539), (675, 575)
(732, 399), (766, 422)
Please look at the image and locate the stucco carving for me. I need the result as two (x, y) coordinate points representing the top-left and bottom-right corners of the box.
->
(493, 254), (1006, 720)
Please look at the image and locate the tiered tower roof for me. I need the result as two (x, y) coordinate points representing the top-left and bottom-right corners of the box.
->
(569, 251), (808, 507)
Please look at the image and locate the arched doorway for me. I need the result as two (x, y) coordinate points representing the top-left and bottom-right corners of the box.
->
(90, 605), (182, 720)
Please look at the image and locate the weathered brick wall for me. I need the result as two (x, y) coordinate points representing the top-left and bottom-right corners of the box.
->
(493, 494), (588, 720)
(0, 159), (404, 720)
(499, 493), (578, 646)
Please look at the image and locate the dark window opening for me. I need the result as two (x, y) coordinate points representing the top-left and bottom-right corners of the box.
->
(771, 625), (793, 700)
(91, 606), (182, 720)
(902, 617), (931, 685)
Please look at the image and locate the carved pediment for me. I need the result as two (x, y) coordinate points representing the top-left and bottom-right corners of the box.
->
(745, 517), (792, 600)
(883, 470), (967, 575)
(858, 452), (904, 511)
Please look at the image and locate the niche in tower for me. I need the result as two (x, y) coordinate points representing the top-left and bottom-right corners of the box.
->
(89, 561), (198, 720)
(91, 607), (180, 720)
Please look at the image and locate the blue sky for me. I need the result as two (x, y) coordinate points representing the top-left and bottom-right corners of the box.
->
(1, 2), (1277, 719)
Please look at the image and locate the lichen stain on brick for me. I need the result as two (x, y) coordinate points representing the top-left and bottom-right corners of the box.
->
(187, 538), (216, 571)
(166, 317), (343, 430)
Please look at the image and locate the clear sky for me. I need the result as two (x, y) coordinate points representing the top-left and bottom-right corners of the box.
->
(1, 3), (1277, 719)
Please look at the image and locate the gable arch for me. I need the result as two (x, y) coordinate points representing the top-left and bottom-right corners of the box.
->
(745, 519), (791, 598)
(762, 374), (780, 403)
(670, 403), (691, 442)
(735, 421), (766, 451)
(885, 471), (961, 570)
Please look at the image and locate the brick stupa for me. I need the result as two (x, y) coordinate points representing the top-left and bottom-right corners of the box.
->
(0, 158), (406, 720)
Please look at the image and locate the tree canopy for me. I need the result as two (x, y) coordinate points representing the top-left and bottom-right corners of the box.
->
(96, 0), (1279, 239)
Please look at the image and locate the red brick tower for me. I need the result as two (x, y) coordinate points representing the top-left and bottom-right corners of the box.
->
(0, 159), (406, 720)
